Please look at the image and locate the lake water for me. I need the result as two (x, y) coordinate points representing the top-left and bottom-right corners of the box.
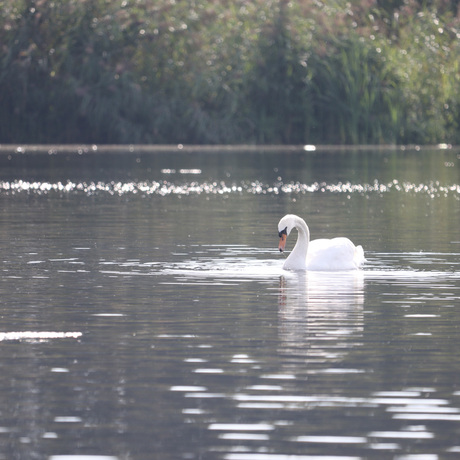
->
(0, 147), (459, 460)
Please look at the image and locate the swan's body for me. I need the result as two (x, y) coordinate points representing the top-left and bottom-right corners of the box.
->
(278, 214), (365, 271)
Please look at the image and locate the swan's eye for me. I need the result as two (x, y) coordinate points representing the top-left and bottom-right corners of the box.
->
(278, 227), (287, 238)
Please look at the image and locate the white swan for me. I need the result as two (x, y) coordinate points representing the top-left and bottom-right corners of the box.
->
(278, 214), (365, 271)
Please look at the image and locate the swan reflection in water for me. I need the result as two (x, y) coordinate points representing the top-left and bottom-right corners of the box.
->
(278, 270), (365, 367)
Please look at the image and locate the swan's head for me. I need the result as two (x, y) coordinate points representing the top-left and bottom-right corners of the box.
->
(277, 214), (295, 252)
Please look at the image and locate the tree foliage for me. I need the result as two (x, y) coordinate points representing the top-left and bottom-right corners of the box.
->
(1, 0), (459, 144)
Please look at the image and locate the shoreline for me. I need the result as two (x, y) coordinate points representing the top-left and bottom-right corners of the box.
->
(0, 143), (456, 155)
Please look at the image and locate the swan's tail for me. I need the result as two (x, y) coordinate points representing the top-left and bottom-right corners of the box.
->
(354, 245), (366, 268)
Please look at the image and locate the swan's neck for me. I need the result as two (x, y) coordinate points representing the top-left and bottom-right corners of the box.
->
(284, 218), (310, 270)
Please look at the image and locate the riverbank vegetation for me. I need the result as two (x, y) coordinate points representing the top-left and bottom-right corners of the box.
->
(1, 0), (459, 145)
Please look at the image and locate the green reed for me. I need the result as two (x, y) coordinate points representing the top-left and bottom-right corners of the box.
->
(0, 0), (459, 145)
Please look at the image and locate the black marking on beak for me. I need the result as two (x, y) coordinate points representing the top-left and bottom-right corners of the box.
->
(278, 227), (287, 238)
(278, 227), (287, 252)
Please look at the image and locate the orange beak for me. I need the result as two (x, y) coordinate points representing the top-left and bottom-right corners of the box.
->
(279, 233), (287, 252)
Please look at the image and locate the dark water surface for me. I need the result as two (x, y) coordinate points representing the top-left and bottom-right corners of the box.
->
(0, 148), (459, 460)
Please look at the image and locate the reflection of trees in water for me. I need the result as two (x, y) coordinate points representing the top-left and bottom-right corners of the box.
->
(278, 271), (364, 366)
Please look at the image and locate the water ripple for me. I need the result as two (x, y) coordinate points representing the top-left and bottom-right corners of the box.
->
(1, 179), (459, 198)
(0, 331), (82, 342)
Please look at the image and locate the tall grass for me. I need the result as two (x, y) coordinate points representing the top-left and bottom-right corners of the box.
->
(0, 0), (459, 145)
(308, 35), (403, 144)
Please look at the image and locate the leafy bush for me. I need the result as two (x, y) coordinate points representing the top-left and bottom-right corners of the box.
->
(0, 0), (459, 144)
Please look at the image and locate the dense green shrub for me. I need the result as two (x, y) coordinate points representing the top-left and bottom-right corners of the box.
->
(0, 0), (459, 144)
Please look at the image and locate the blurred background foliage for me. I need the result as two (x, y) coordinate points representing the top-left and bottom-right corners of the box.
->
(1, 0), (459, 145)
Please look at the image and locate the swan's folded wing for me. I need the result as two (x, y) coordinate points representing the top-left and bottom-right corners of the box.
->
(307, 237), (361, 270)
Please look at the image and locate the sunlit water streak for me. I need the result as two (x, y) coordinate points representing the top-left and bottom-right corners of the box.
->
(0, 331), (82, 342)
(49, 456), (119, 460)
(1, 178), (459, 198)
